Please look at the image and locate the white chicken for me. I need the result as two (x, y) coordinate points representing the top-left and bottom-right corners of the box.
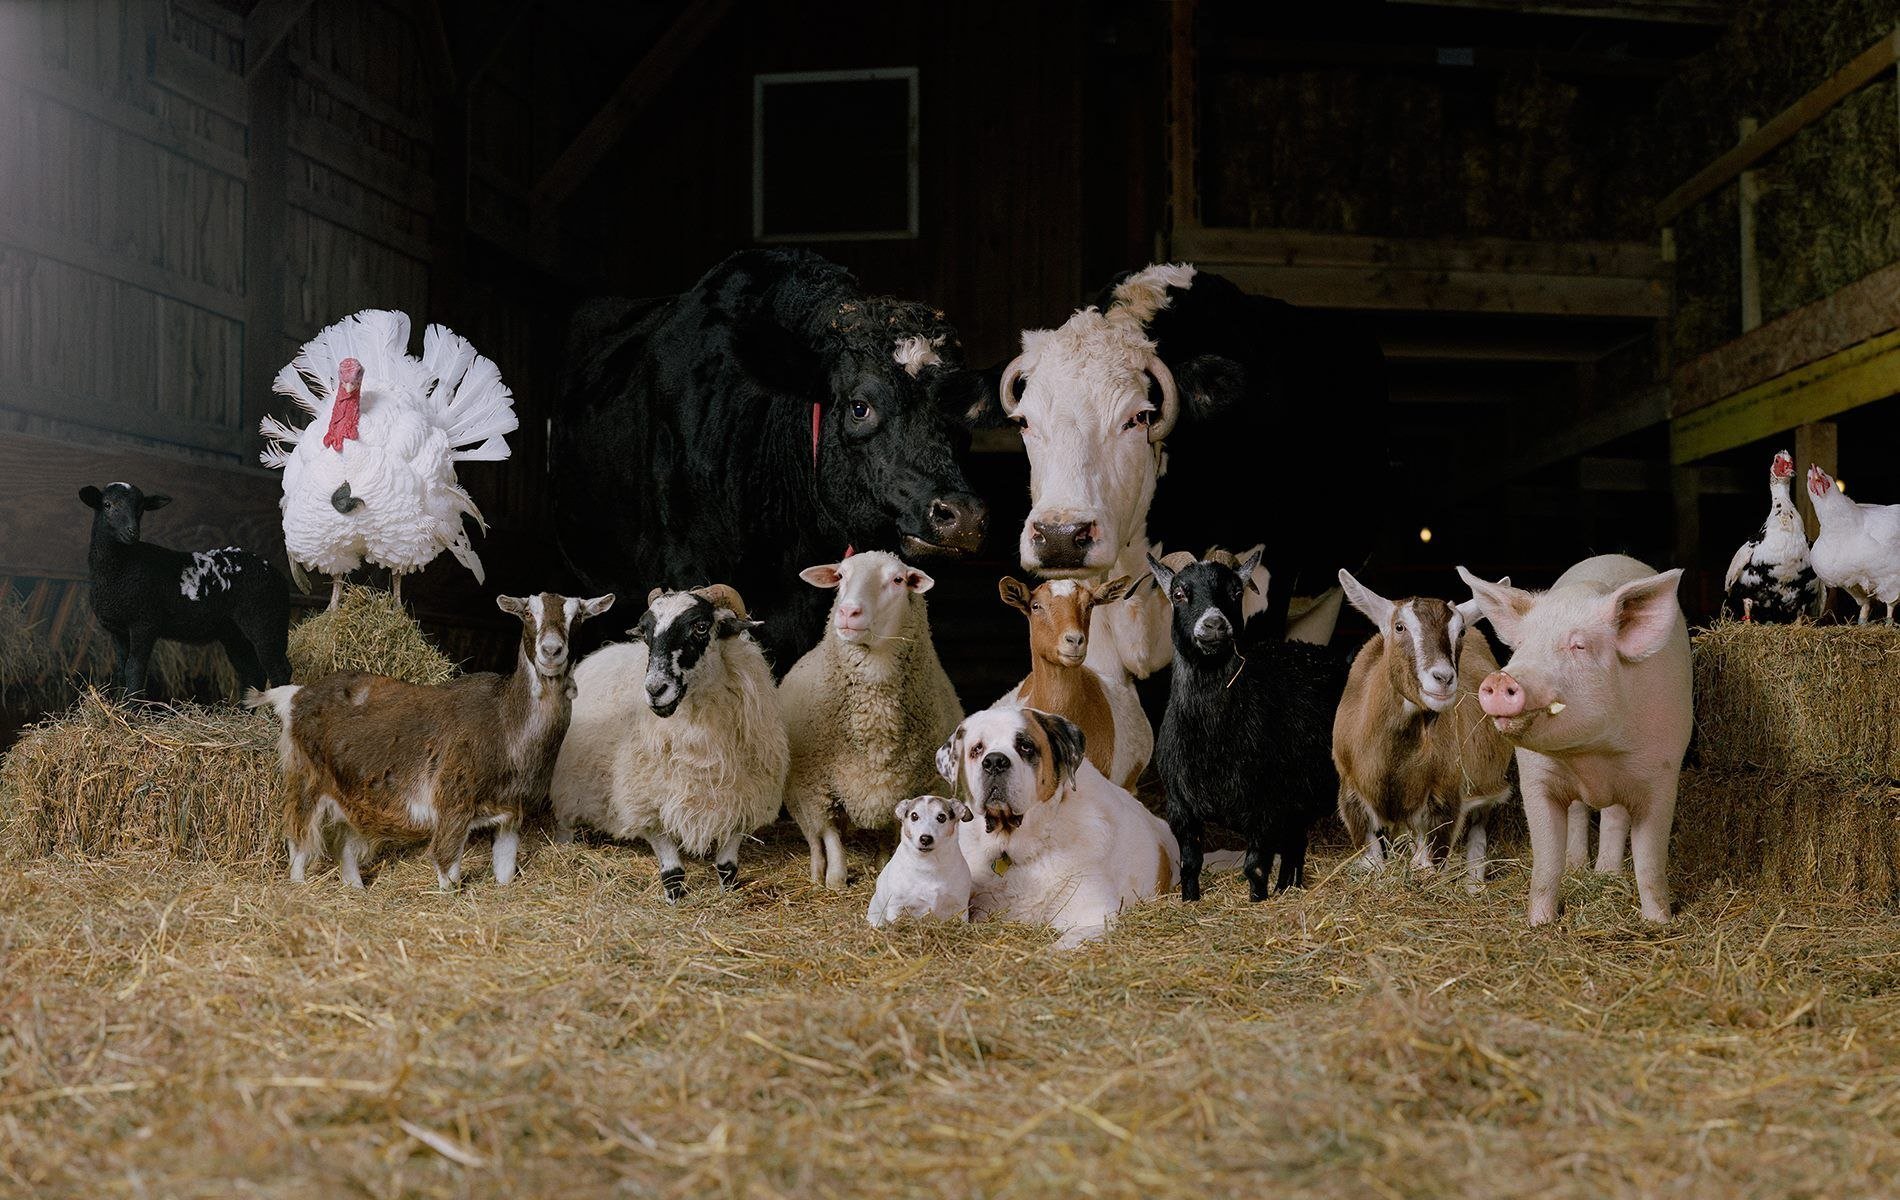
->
(1721, 449), (1819, 623)
(1807, 464), (1900, 624)
(260, 310), (516, 607)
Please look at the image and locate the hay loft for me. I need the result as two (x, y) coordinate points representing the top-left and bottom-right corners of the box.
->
(287, 585), (459, 687)
(0, 690), (280, 864)
(1693, 621), (1900, 778)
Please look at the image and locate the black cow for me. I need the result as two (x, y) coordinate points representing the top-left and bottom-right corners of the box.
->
(552, 249), (989, 671)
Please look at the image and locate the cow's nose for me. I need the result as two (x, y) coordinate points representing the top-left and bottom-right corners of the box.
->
(1030, 520), (1097, 568)
(982, 751), (1012, 776)
(1478, 671), (1525, 718)
(926, 493), (987, 552)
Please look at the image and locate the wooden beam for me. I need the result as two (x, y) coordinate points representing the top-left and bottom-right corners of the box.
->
(1737, 117), (1761, 332)
(243, 49), (291, 467)
(1671, 330), (1900, 464)
(1674, 259), (1900, 415)
(1794, 422), (1837, 542)
(1214, 262), (1666, 318)
(1655, 29), (1900, 223)
(1166, 0), (1199, 241)
(1174, 226), (1664, 277)
(1505, 383), (1673, 478)
(1579, 456), (1746, 494)
(1208, 36), (1676, 78)
(244, 0), (313, 80)
(1384, 0), (1738, 24)
(530, 0), (733, 212)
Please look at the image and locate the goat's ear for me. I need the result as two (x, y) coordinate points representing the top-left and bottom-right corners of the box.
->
(934, 723), (965, 785)
(1235, 544), (1265, 590)
(1146, 554), (1175, 594)
(1455, 566), (1537, 647)
(579, 594), (615, 620)
(1338, 569), (1394, 628)
(1091, 576), (1134, 606)
(799, 564), (843, 589)
(495, 595), (529, 617)
(78, 486), (103, 509)
(1029, 709), (1086, 787)
(141, 494), (172, 511)
(902, 567), (935, 594)
(998, 576), (1032, 613)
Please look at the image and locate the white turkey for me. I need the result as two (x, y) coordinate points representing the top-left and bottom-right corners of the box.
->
(260, 310), (517, 607)
(1808, 464), (1900, 624)
(1721, 449), (1819, 623)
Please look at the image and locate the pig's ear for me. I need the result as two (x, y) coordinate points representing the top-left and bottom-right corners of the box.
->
(1455, 566), (1536, 647)
(1338, 569), (1393, 628)
(1605, 569), (1684, 661)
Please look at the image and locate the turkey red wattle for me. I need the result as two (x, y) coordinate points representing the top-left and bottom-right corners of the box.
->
(322, 358), (365, 452)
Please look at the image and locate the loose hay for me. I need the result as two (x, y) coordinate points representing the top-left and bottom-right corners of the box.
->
(1675, 767), (1900, 905)
(3, 830), (1900, 1198)
(1693, 619), (1900, 778)
(287, 584), (458, 686)
(0, 689), (280, 864)
(0, 591), (55, 705)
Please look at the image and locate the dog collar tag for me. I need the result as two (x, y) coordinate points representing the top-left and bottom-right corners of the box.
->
(993, 852), (1012, 876)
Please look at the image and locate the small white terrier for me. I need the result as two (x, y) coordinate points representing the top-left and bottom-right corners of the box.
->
(867, 795), (975, 927)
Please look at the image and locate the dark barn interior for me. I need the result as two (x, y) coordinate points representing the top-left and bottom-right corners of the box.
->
(2, 0), (1897, 723)
(8, 2), (1900, 1194)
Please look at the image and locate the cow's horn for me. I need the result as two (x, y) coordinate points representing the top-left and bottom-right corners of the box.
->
(998, 354), (1027, 418)
(692, 583), (748, 617)
(1146, 353), (1180, 443)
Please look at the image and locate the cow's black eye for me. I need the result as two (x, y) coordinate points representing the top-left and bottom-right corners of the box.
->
(1121, 410), (1152, 432)
(851, 400), (873, 422)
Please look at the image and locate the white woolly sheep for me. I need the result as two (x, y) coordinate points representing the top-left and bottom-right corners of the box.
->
(550, 584), (788, 902)
(780, 551), (964, 890)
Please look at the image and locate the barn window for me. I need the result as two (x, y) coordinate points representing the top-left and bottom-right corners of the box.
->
(752, 68), (919, 242)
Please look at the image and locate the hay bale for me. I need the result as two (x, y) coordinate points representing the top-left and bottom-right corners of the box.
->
(287, 585), (457, 686)
(1675, 767), (1900, 905)
(0, 593), (56, 706)
(1693, 620), (1900, 779)
(0, 690), (281, 864)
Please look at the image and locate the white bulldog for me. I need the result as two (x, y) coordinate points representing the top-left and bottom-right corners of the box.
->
(938, 706), (1180, 949)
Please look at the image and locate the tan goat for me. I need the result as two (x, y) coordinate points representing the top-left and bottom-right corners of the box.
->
(250, 591), (613, 889)
(999, 575), (1147, 788)
(1332, 570), (1513, 889)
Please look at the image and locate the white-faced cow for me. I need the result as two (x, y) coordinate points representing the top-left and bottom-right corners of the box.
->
(984, 264), (1387, 677)
(553, 250), (990, 672)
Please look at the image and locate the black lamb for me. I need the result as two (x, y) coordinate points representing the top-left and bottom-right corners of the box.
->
(1150, 549), (1348, 901)
(80, 482), (293, 697)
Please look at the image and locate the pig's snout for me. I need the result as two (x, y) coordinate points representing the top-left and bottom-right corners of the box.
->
(1479, 671), (1526, 719)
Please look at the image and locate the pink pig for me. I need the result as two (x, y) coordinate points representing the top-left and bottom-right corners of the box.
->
(1456, 556), (1692, 925)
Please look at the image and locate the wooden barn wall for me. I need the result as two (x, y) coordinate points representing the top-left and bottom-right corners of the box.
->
(0, 0), (561, 626)
(1658, 0), (1900, 362)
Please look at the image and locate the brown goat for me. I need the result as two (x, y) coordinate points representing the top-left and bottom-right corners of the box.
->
(1332, 570), (1513, 888)
(999, 575), (1137, 786)
(249, 592), (613, 888)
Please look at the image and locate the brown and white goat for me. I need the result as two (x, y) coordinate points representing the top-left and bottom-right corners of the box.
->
(248, 592), (613, 888)
(1332, 570), (1512, 888)
(999, 575), (1147, 788)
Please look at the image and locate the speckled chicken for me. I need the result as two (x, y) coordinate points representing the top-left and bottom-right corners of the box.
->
(259, 310), (517, 606)
(1722, 450), (1819, 623)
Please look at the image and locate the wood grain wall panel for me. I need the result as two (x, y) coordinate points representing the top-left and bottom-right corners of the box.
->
(283, 207), (429, 342)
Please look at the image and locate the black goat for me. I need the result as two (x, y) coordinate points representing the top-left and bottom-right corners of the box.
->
(1150, 549), (1347, 901)
(80, 483), (292, 697)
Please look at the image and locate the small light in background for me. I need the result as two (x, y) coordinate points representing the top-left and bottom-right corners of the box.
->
(1418, 527), (1433, 544)
(1837, 479), (1847, 493)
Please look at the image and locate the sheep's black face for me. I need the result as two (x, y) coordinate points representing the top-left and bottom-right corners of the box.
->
(635, 591), (752, 717)
(79, 482), (169, 545)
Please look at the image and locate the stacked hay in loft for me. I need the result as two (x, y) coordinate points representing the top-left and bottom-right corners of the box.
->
(1677, 621), (1900, 904)
(287, 584), (458, 686)
(1, 587), (462, 864)
(0, 690), (281, 864)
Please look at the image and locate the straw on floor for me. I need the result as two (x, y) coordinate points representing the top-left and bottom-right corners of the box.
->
(2, 828), (1897, 1198)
